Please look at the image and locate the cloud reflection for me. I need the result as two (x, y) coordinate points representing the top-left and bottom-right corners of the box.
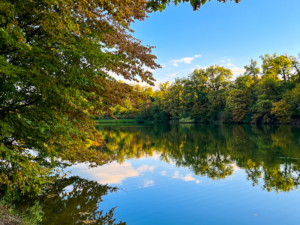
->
(172, 171), (201, 184)
(160, 171), (167, 176)
(71, 162), (138, 185)
(137, 165), (156, 173)
(144, 179), (155, 188)
(71, 163), (157, 185)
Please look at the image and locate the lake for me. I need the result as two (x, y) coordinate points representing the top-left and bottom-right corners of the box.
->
(17, 124), (300, 225)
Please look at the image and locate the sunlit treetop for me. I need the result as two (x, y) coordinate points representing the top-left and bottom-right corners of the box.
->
(147, 0), (242, 11)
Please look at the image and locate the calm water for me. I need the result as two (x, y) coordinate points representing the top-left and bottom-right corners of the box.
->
(18, 124), (300, 225)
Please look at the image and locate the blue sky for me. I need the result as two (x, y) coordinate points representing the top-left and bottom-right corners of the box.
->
(126, 0), (300, 88)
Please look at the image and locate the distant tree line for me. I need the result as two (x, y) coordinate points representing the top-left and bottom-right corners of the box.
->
(106, 53), (300, 124)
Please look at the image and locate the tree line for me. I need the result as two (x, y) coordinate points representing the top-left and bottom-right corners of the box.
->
(109, 53), (300, 124)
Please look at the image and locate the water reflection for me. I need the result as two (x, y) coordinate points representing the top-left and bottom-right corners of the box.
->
(16, 176), (126, 225)
(71, 162), (157, 185)
(15, 125), (300, 225)
(98, 124), (300, 193)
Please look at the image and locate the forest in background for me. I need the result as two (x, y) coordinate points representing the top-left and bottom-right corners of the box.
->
(103, 53), (300, 124)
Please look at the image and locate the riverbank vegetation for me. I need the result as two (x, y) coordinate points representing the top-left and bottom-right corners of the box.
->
(96, 119), (136, 124)
(0, 200), (42, 225)
(103, 55), (300, 124)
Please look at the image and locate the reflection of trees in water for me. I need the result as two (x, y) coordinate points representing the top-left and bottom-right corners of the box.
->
(15, 176), (126, 225)
(263, 163), (300, 193)
(98, 124), (300, 193)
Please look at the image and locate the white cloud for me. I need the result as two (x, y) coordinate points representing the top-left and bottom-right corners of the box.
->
(107, 71), (118, 78)
(195, 55), (201, 58)
(231, 67), (246, 75)
(149, 152), (162, 160)
(106, 70), (162, 90)
(149, 166), (156, 172)
(231, 163), (240, 172)
(160, 63), (166, 68)
(118, 79), (162, 91)
(145, 68), (155, 73)
(196, 180), (202, 184)
(221, 60), (225, 63)
(71, 162), (139, 185)
(137, 165), (156, 173)
(228, 59), (231, 61)
(167, 73), (176, 77)
(160, 171), (167, 176)
(181, 174), (195, 182)
(70, 163), (157, 185)
(170, 57), (194, 67)
(172, 171), (200, 184)
(172, 171), (180, 179)
(144, 179), (155, 188)
(137, 151), (161, 160)
(63, 185), (74, 194)
(225, 63), (246, 76)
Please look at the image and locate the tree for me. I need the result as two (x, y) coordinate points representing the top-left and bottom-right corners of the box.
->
(207, 89), (227, 121)
(244, 59), (260, 81)
(260, 53), (293, 81)
(235, 75), (255, 89)
(183, 69), (209, 108)
(291, 54), (300, 81)
(0, 0), (160, 197)
(251, 95), (273, 123)
(140, 101), (152, 120)
(162, 79), (185, 121)
(190, 102), (210, 122)
(226, 89), (250, 122)
(284, 84), (300, 116)
(124, 99), (134, 113)
(206, 65), (233, 91)
(271, 100), (292, 123)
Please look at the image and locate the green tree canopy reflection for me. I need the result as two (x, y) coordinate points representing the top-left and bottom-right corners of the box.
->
(15, 176), (126, 225)
(98, 124), (300, 193)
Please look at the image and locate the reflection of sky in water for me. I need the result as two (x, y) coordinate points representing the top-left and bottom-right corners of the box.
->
(68, 154), (300, 225)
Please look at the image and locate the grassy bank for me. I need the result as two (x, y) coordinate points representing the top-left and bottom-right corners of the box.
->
(0, 203), (22, 225)
(95, 119), (136, 123)
(0, 201), (43, 225)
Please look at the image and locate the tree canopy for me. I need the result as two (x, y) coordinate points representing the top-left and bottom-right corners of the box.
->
(0, 0), (160, 198)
